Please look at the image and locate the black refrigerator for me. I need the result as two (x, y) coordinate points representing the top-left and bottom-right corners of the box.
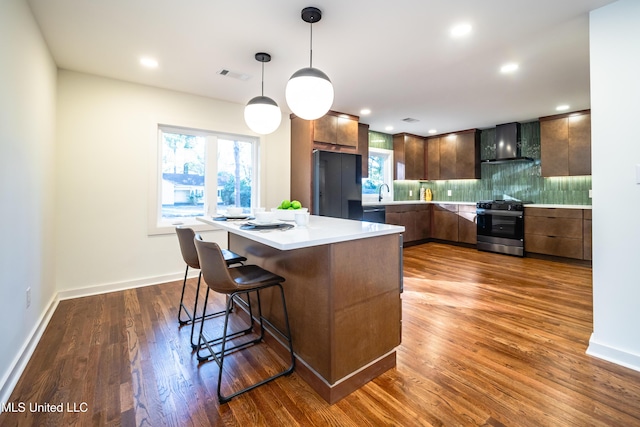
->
(313, 150), (363, 220)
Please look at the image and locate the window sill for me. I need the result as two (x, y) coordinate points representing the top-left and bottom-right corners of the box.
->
(148, 218), (223, 236)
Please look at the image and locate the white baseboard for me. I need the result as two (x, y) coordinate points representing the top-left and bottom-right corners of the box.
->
(586, 333), (640, 372)
(0, 270), (196, 406)
(0, 294), (60, 406)
(57, 271), (198, 301)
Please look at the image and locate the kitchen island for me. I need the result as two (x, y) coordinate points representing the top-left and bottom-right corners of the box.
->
(197, 215), (404, 403)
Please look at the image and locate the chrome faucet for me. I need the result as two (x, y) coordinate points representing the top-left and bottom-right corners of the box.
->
(378, 183), (390, 202)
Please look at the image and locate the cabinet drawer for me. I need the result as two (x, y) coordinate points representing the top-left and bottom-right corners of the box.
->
(525, 216), (583, 239)
(525, 235), (583, 259)
(525, 207), (582, 219)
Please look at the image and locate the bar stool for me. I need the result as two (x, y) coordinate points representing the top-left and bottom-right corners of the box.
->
(175, 226), (246, 348)
(193, 235), (295, 403)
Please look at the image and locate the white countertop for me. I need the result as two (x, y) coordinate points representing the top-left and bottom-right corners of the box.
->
(365, 200), (591, 209)
(524, 204), (592, 209)
(197, 215), (405, 251)
(364, 200), (476, 207)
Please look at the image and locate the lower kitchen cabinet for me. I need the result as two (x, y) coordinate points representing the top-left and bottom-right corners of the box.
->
(457, 204), (477, 244)
(385, 204), (430, 245)
(432, 204), (459, 242)
(583, 209), (592, 261)
(524, 208), (585, 259)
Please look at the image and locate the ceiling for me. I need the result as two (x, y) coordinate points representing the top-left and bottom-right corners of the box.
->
(27, 0), (616, 136)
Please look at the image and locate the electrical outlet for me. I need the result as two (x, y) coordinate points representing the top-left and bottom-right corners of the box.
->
(447, 190), (452, 197)
(589, 189), (593, 198)
(26, 287), (31, 308)
(409, 190), (413, 197)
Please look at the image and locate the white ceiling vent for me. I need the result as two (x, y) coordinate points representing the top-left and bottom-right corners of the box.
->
(402, 117), (420, 123)
(216, 69), (251, 81)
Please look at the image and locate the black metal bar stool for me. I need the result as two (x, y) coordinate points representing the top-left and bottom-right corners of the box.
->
(175, 227), (246, 348)
(193, 235), (295, 403)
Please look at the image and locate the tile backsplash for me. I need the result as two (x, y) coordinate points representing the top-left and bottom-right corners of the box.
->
(390, 122), (592, 205)
(394, 162), (591, 205)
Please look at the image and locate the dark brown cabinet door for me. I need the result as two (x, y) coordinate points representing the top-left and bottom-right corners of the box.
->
(337, 116), (358, 147)
(583, 209), (592, 261)
(568, 114), (591, 176)
(393, 134), (425, 180)
(406, 135), (425, 180)
(313, 114), (358, 147)
(426, 131), (479, 180)
(385, 204), (431, 244)
(427, 137), (440, 180)
(540, 118), (569, 177)
(313, 114), (337, 145)
(357, 123), (369, 178)
(432, 204), (459, 242)
(386, 211), (416, 242)
(439, 135), (457, 180)
(457, 205), (477, 244)
(456, 131), (481, 179)
(414, 206), (431, 241)
(540, 111), (590, 177)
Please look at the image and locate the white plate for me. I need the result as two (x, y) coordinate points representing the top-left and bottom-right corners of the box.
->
(247, 219), (284, 226)
(224, 214), (251, 219)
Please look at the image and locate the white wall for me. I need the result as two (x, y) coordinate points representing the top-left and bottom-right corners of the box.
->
(588, 0), (640, 370)
(0, 0), (58, 399)
(55, 71), (291, 294)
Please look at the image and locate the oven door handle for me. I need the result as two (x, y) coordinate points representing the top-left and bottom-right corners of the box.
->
(476, 209), (523, 217)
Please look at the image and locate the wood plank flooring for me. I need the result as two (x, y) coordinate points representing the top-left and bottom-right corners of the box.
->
(2, 242), (640, 426)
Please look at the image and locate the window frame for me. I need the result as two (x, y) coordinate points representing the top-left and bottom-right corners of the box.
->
(362, 147), (394, 203)
(148, 123), (260, 235)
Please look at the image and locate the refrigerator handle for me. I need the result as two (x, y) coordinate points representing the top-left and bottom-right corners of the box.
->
(312, 150), (320, 215)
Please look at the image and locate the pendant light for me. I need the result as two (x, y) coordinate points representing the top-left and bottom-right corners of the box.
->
(244, 52), (282, 135)
(285, 7), (334, 121)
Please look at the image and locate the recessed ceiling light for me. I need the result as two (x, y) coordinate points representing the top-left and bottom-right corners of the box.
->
(500, 63), (519, 73)
(428, 129), (437, 134)
(451, 23), (472, 38)
(385, 126), (394, 131)
(140, 57), (158, 68)
(360, 108), (371, 115)
(556, 104), (570, 111)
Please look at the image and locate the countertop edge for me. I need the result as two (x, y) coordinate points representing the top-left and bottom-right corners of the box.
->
(365, 201), (592, 209)
(197, 216), (405, 251)
(523, 204), (592, 209)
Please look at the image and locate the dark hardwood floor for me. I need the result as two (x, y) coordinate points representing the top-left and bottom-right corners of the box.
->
(2, 242), (640, 426)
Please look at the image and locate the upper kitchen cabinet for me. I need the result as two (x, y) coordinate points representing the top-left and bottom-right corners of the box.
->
(540, 110), (591, 177)
(426, 129), (480, 180)
(290, 111), (364, 211)
(393, 133), (425, 180)
(426, 137), (440, 180)
(313, 111), (358, 147)
(357, 122), (369, 178)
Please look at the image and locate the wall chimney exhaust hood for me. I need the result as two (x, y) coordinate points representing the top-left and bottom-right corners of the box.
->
(482, 122), (534, 164)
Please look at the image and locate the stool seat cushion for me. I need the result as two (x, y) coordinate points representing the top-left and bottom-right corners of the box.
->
(227, 265), (285, 291)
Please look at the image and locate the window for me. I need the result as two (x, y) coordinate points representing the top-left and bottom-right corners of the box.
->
(362, 147), (394, 202)
(149, 125), (259, 234)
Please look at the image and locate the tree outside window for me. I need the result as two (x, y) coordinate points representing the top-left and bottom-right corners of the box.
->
(157, 126), (257, 226)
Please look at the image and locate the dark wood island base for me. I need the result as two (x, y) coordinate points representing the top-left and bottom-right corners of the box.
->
(228, 232), (403, 403)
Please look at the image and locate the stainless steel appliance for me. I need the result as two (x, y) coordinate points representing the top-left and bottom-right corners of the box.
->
(313, 150), (363, 220)
(362, 206), (386, 223)
(476, 200), (529, 256)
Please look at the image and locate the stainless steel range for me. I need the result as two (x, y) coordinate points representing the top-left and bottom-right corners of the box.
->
(476, 200), (530, 257)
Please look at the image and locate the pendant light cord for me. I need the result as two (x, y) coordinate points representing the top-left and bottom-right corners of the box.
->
(261, 61), (265, 96)
(309, 22), (313, 68)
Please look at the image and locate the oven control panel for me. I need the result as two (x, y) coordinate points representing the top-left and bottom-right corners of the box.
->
(476, 200), (526, 211)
